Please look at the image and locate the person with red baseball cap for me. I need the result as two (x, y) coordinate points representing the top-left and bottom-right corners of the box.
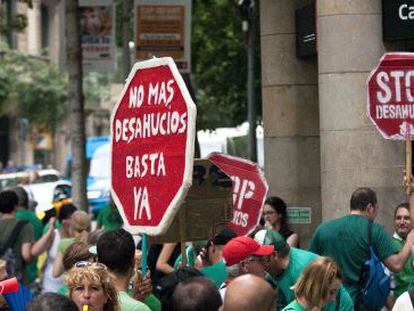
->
(219, 236), (274, 300)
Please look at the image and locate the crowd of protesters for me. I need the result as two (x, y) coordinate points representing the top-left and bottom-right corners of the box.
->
(1, 182), (414, 311)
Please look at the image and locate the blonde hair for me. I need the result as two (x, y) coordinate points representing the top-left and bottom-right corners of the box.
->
(292, 257), (342, 308)
(66, 265), (119, 311)
(71, 211), (91, 242)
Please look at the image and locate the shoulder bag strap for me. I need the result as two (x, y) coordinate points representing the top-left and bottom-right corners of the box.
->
(335, 287), (341, 311)
(3, 221), (28, 250)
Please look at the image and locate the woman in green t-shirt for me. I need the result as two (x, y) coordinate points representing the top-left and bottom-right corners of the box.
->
(282, 257), (342, 311)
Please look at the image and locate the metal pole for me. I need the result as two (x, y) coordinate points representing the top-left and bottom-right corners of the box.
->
(6, 0), (13, 47)
(247, 1), (257, 162)
(122, 0), (131, 78)
(18, 118), (28, 166)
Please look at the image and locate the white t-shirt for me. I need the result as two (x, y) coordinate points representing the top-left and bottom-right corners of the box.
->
(42, 229), (62, 293)
(392, 291), (414, 311)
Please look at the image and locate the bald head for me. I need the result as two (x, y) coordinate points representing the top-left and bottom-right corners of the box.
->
(172, 277), (222, 311)
(223, 274), (276, 311)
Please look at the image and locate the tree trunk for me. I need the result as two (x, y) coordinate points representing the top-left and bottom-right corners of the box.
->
(66, 0), (88, 210)
(122, 0), (131, 78)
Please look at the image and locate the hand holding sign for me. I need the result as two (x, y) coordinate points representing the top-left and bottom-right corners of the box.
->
(367, 53), (414, 196)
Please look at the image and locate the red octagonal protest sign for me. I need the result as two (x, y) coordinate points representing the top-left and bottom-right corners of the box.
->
(208, 152), (268, 236)
(367, 52), (414, 140)
(111, 57), (196, 235)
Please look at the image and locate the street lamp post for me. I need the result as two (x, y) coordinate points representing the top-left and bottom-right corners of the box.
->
(238, 0), (257, 162)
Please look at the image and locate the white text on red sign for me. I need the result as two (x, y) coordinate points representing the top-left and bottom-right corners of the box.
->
(114, 79), (188, 143)
(375, 70), (414, 119)
(231, 176), (256, 228)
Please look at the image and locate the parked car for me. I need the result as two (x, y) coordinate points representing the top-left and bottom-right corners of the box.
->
(0, 169), (71, 216)
(31, 179), (72, 216)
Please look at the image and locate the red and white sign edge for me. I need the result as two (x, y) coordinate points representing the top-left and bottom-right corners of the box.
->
(366, 52), (414, 140)
(110, 57), (197, 235)
(207, 152), (269, 236)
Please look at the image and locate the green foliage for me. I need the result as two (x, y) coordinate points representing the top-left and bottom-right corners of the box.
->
(0, 44), (68, 131)
(227, 135), (248, 158)
(83, 72), (110, 109)
(192, 0), (261, 130)
(0, 1), (30, 37)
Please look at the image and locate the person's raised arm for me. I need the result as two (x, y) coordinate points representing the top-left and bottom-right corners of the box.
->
(52, 250), (65, 278)
(31, 217), (56, 257)
(383, 229), (414, 273)
(155, 243), (177, 275)
(21, 242), (32, 263)
(286, 233), (299, 248)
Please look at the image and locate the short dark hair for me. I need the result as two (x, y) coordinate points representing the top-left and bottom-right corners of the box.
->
(0, 190), (18, 213)
(97, 229), (135, 275)
(350, 188), (377, 211)
(394, 202), (410, 218)
(12, 186), (28, 209)
(27, 292), (78, 311)
(172, 277), (222, 311)
(58, 203), (78, 222)
(156, 268), (203, 311)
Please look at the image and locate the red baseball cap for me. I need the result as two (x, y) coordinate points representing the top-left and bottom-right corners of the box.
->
(222, 236), (274, 266)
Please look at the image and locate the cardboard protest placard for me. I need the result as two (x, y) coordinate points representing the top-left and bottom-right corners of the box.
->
(148, 158), (233, 243)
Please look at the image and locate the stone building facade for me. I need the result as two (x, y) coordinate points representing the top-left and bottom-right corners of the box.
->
(2, 0), (112, 172)
(261, 1), (409, 245)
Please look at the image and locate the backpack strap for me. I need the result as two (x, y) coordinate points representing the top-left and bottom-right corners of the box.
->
(367, 220), (373, 249)
(356, 220), (374, 310)
(1, 221), (28, 253)
(409, 289), (414, 308)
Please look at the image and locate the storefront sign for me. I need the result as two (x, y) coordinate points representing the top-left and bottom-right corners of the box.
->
(287, 207), (312, 224)
(134, 0), (192, 73)
(383, 0), (414, 40)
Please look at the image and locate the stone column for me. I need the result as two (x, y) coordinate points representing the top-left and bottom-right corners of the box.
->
(260, 0), (320, 246)
(318, 1), (404, 229)
(26, 0), (42, 55)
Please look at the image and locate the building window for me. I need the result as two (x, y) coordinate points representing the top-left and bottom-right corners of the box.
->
(41, 4), (49, 53)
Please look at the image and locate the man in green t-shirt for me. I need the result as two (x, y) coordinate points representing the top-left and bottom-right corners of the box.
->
(257, 229), (353, 311)
(174, 227), (237, 287)
(0, 190), (55, 286)
(97, 229), (158, 311)
(310, 187), (414, 308)
(96, 197), (123, 231)
(13, 186), (44, 285)
(390, 202), (414, 300)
